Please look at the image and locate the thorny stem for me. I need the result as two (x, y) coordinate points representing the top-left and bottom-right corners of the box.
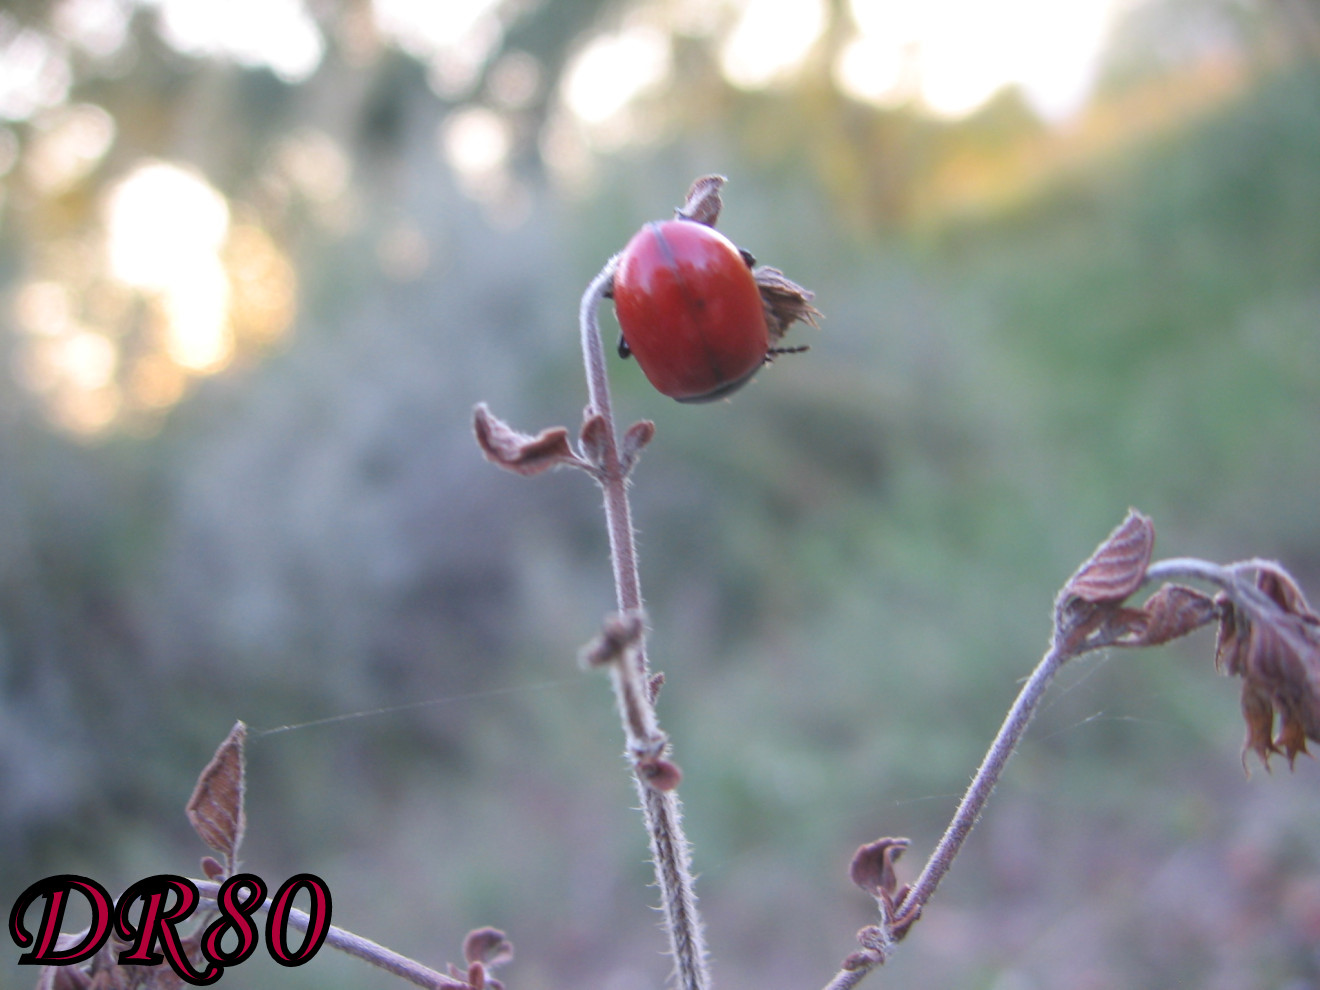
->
(579, 258), (711, 990)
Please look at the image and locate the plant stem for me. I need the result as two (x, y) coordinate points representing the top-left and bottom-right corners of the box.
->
(1143, 556), (1280, 617)
(894, 640), (1070, 929)
(878, 556), (1253, 946)
(820, 964), (878, 990)
(824, 551), (1298, 989)
(578, 258), (711, 990)
(194, 880), (466, 990)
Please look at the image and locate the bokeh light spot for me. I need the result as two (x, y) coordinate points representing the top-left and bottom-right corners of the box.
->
(224, 224), (297, 342)
(145, 0), (324, 82)
(52, 0), (132, 59)
(838, 0), (1122, 120)
(24, 102), (116, 194)
(106, 162), (229, 288)
(563, 25), (672, 126)
(105, 162), (232, 373)
(372, 0), (503, 97)
(0, 17), (73, 121)
(720, 0), (827, 91)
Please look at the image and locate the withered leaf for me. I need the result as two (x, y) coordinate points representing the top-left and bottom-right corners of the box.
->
(841, 950), (875, 971)
(1256, 563), (1318, 618)
(620, 420), (656, 472)
(186, 721), (246, 865)
(849, 837), (909, 900)
(463, 928), (513, 969)
(1240, 679), (1280, 769)
(754, 266), (822, 344)
(577, 412), (609, 469)
(677, 174), (726, 226)
(1217, 565), (1320, 770)
(473, 404), (580, 477)
(1131, 583), (1220, 647)
(579, 610), (645, 669)
(1073, 604), (1151, 652)
(1214, 593), (1248, 676)
(1061, 509), (1155, 605)
(1244, 618), (1320, 768)
(638, 756), (683, 792)
(200, 856), (225, 881)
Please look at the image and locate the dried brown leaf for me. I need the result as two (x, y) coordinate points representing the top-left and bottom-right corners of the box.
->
(1131, 583), (1220, 647)
(638, 756), (683, 792)
(620, 419), (656, 472)
(1090, 605), (1154, 649)
(677, 174), (726, 226)
(1062, 509), (1155, 605)
(852, 838), (911, 938)
(579, 610), (645, 669)
(1257, 564), (1318, 618)
(841, 950), (875, 971)
(754, 266), (822, 344)
(186, 721), (246, 865)
(473, 404), (579, 477)
(1215, 593), (1248, 676)
(1218, 565), (1320, 770)
(849, 837), (909, 900)
(1240, 680), (1280, 769)
(463, 928), (513, 969)
(1246, 620), (1320, 767)
(578, 412), (609, 468)
(200, 856), (225, 881)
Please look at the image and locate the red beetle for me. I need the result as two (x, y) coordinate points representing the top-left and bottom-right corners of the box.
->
(613, 219), (770, 403)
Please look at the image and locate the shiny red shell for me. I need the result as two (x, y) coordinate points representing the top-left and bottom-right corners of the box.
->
(613, 219), (769, 402)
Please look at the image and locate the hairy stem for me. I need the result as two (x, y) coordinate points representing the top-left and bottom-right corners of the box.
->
(194, 881), (466, 989)
(1143, 556), (1281, 618)
(894, 641), (1070, 929)
(820, 964), (878, 990)
(579, 259), (710, 990)
(824, 549), (1298, 989)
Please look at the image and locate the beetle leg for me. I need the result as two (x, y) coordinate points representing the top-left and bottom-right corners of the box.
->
(765, 344), (810, 363)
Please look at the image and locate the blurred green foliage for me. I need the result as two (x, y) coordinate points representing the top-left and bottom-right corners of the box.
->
(2, 1), (1320, 988)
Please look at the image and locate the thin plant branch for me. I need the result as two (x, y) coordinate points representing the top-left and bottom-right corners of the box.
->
(895, 640), (1069, 927)
(192, 880), (468, 990)
(577, 258), (711, 990)
(830, 508), (1320, 988)
(1143, 556), (1286, 618)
